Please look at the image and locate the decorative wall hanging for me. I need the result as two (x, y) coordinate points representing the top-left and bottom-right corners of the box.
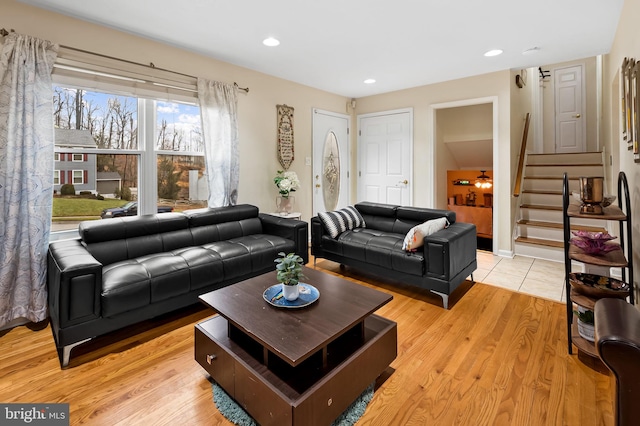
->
(634, 60), (640, 163)
(277, 104), (294, 170)
(623, 57), (635, 151)
(622, 57), (629, 147)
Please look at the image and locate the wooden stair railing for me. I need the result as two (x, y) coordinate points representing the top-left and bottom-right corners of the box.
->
(513, 112), (531, 197)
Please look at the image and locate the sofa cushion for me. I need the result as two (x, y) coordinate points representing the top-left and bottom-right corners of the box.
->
(339, 228), (423, 276)
(190, 217), (263, 246)
(136, 253), (191, 303)
(172, 247), (225, 291)
(318, 206), (366, 238)
(402, 217), (449, 251)
(355, 202), (397, 233)
(81, 213), (192, 266)
(101, 261), (151, 317)
(394, 206), (456, 235)
(201, 234), (295, 280)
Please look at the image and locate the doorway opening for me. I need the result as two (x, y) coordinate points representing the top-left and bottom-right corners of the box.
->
(430, 97), (498, 255)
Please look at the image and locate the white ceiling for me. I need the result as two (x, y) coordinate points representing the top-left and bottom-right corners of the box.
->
(20, 0), (624, 98)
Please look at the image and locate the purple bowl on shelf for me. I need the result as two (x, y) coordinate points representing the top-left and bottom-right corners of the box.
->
(570, 230), (620, 255)
(571, 230), (617, 241)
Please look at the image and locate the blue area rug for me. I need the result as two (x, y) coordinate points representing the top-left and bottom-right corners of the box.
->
(212, 381), (374, 426)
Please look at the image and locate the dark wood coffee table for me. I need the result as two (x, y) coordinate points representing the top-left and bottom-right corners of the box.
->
(195, 267), (397, 426)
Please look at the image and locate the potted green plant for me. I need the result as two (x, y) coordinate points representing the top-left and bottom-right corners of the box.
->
(574, 306), (595, 342)
(274, 251), (305, 301)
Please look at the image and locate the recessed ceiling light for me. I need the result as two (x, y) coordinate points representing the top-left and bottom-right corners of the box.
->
(263, 37), (280, 47)
(484, 49), (503, 57)
(364, 78), (376, 84)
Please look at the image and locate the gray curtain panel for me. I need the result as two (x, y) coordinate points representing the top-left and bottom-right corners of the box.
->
(0, 33), (58, 327)
(197, 79), (239, 207)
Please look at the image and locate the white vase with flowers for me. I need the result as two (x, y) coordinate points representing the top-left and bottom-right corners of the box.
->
(274, 170), (300, 214)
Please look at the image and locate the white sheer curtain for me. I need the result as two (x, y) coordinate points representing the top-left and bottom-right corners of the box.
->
(197, 79), (239, 207)
(0, 33), (58, 328)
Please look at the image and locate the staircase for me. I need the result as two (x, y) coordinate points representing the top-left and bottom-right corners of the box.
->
(514, 151), (608, 262)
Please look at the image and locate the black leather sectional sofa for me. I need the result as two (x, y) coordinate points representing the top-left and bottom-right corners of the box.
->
(311, 202), (477, 309)
(47, 204), (307, 367)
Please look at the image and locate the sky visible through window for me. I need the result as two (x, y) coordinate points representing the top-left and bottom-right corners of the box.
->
(54, 87), (202, 152)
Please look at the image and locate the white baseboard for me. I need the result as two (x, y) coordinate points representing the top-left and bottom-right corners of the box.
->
(497, 249), (514, 258)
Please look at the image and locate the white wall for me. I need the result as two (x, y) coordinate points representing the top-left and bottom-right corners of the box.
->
(438, 104), (493, 143)
(603, 0), (640, 302)
(4, 0), (349, 223)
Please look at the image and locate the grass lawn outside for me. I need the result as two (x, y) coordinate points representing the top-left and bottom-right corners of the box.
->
(52, 197), (125, 219)
(52, 197), (206, 221)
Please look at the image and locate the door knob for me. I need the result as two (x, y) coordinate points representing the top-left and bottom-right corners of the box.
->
(399, 180), (408, 185)
(315, 184), (321, 188)
(574, 114), (581, 118)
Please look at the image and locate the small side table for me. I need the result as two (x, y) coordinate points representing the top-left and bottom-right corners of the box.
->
(267, 212), (302, 220)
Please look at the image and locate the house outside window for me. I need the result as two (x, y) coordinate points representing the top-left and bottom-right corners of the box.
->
(53, 129), (97, 194)
(53, 170), (60, 185)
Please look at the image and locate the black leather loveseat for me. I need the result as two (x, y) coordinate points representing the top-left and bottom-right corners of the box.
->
(311, 202), (476, 309)
(47, 204), (307, 367)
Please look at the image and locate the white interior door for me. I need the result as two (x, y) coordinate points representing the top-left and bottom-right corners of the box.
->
(555, 65), (586, 153)
(312, 109), (350, 216)
(357, 109), (412, 205)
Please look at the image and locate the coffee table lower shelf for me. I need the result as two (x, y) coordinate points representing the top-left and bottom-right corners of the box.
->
(195, 314), (397, 426)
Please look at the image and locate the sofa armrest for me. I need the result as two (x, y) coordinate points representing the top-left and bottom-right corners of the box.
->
(48, 239), (103, 329)
(259, 214), (309, 264)
(423, 222), (477, 280)
(310, 217), (327, 252)
(595, 298), (640, 426)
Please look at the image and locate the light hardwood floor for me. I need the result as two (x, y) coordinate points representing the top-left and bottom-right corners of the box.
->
(0, 257), (614, 425)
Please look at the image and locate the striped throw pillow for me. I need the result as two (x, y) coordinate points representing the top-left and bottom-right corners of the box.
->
(318, 206), (366, 238)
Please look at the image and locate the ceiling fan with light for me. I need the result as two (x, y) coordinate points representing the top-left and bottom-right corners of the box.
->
(475, 170), (492, 189)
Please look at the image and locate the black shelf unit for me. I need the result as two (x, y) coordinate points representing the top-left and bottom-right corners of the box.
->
(562, 171), (634, 356)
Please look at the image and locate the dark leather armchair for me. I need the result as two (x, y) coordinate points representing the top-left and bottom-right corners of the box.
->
(595, 298), (640, 426)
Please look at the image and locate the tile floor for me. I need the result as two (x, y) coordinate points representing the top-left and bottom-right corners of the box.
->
(475, 250), (567, 303)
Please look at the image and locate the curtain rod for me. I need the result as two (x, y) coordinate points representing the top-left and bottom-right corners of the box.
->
(0, 27), (249, 93)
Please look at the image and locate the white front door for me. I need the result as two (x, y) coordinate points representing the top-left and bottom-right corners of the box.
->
(555, 65), (586, 153)
(312, 109), (350, 216)
(357, 109), (412, 205)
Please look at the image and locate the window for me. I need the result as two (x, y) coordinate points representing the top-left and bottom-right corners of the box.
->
(53, 170), (60, 185)
(51, 85), (207, 237)
(54, 153), (60, 161)
(72, 170), (84, 185)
